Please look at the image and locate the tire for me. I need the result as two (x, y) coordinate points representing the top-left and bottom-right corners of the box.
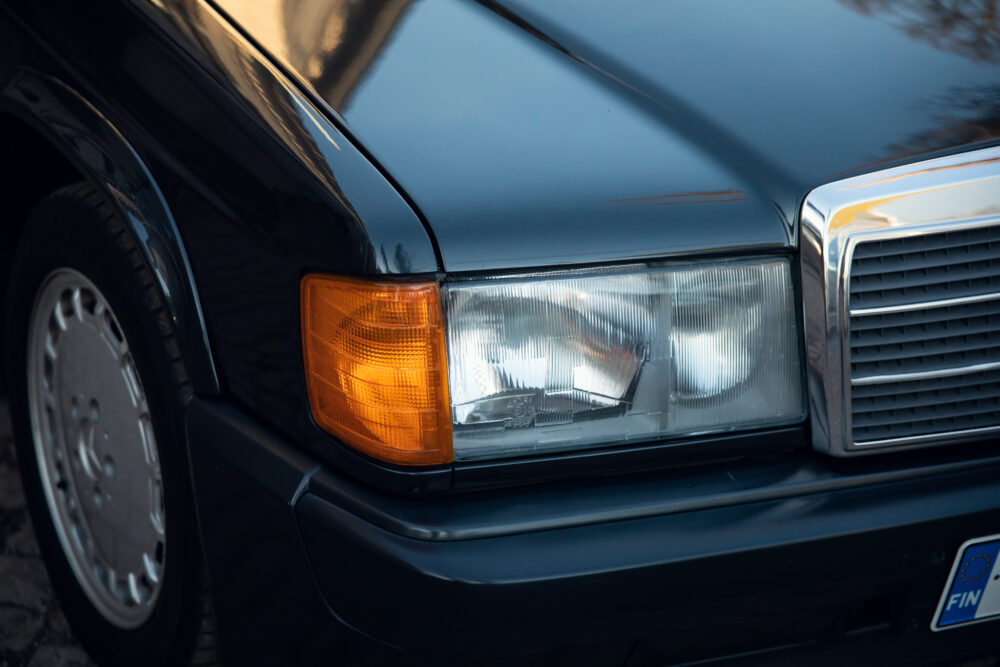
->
(5, 183), (216, 667)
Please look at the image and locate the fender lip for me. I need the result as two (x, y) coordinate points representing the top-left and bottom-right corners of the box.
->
(0, 66), (220, 393)
(128, 0), (442, 277)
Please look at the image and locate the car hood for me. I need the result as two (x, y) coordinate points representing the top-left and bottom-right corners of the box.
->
(218, 0), (1000, 273)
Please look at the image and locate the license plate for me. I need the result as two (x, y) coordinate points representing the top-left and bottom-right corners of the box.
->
(932, 534), (1000, 631)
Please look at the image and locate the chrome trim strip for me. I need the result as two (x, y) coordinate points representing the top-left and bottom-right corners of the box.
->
(800, 146), (1000, 456)
(851, 360), (1000, 386)
(855, 425), (1000, 449)
(850, 291), (1000, 317)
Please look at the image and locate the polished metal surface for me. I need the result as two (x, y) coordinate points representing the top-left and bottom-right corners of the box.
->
(800, 145), (1000, 456)
(27, 269), (165, 628)
(852, 424), (1000, 449)
(850, 360), (1000, 386)
(849, 292), (1000, 316)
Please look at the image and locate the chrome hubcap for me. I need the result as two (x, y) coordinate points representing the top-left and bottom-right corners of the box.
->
(28, 268), (165, 628)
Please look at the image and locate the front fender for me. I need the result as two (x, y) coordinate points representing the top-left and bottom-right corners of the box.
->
(0, 68), (219, 394)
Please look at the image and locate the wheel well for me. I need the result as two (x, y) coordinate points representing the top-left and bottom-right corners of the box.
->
(0, 114), (82, 395)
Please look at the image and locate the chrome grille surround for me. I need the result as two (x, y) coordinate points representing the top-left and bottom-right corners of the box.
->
(800, 146), (1000, 456)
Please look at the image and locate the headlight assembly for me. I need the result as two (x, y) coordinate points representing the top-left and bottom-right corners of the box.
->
(301, 258), (804, 465)
(445, 259), (804, 460)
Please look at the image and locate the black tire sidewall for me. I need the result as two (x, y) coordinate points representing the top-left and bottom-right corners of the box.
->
(6, 186), (201, 667)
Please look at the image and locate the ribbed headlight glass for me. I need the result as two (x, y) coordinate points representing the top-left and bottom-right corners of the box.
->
(444, 258), (803, 460)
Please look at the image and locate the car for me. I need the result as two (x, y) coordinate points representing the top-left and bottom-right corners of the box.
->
(1, 0), (1000, 665)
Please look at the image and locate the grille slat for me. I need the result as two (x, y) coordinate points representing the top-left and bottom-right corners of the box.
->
(853, 411), (1000, 443)
(852, 399), (1000, 429)
(852, 384), (1000, 413)
(851, 347), (1000, 381)
(850, 260), (1000, 294)
(849, 297), (1000, 329)
(851, 334), (1000, 363)
(851, 239), (1000, 277)
(851, 314), (1000, 348)
(848, 224), (1000, 445)
(851, 225), (1000, 260)
(849, 275), (1000, 310)
(851, 368), (1000, 398)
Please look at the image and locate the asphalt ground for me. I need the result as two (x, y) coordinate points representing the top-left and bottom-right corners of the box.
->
(0, 404), (94, 667)
(0, 401), (997, 667)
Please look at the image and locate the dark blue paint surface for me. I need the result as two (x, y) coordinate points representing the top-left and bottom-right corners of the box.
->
(293, 0), (1000, 271)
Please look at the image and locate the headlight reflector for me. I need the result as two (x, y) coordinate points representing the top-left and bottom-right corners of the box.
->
(445, 259), (803, 461)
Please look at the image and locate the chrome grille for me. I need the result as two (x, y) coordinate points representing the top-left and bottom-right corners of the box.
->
(800, 145), (1000, 455)
(847, 225), (1000, 446)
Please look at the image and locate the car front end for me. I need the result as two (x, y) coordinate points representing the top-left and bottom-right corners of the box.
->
(4, 0), (1000, 665)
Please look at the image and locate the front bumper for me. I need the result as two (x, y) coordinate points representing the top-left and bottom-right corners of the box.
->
(186, 397), (1000, 666)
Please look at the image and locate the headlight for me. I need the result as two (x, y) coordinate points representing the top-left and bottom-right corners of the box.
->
(301, 258), (804, 465)
(445, 259), (804, 460)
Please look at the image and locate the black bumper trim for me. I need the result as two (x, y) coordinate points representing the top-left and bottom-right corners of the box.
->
(297, 461), (1000, 660)
(307, 444), (1000, 542)
(187, 396), (317, 504)
(187, 396), (1000, 664)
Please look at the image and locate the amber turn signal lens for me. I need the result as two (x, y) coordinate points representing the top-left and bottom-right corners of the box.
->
(300, 274), (452, 465)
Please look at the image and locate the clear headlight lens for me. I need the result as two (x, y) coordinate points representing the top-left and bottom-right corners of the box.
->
(445, 259), (803, 460)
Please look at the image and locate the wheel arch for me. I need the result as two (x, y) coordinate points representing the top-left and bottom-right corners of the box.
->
(0, 69), (219, 395)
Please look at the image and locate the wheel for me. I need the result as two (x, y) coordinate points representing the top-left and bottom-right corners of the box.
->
(5, 183), (215, 666)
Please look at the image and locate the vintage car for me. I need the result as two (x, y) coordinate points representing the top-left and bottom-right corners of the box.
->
(1, 0), (999, 665)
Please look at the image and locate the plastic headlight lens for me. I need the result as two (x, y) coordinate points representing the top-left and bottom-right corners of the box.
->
(301, 275), (452, 465)
(445, 259), (803, 460)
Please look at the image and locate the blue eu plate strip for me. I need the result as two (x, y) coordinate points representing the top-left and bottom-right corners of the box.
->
(933, 536), (1000, 630)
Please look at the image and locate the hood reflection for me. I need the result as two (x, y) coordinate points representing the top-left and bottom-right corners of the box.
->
(210, 0), (415, 108)
(840, 0), (1000, 63)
